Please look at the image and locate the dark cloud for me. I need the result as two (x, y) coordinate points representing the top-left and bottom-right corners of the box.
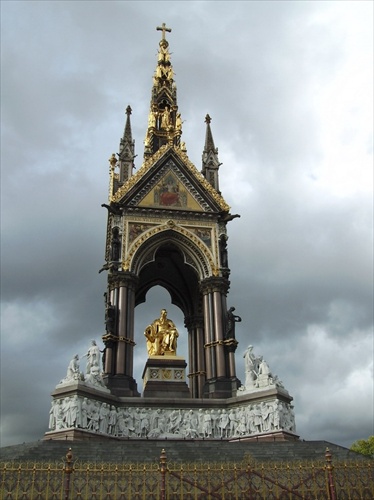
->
(1, 1), (372, 449)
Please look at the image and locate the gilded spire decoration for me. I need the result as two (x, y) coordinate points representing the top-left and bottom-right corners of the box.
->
(144, 24), (184, 159)
(202, 114), (221, 192)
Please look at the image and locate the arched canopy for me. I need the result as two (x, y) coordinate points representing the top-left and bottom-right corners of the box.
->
(132, 229), (211, 317)
(130, 227), (214, 279)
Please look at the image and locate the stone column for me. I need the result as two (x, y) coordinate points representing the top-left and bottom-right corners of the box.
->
(185, 317), (195, 397)
(125, 284), (136, 377)
(103, 284), (119, 374)
(103, 271), (139, 396)
(226, 341), (238, 377)
(115, 272), (138, 378)
(200, 276), (233, 398)
(196, 322), (205, 398)
(186, 315), (205, 399)
(103, 342), (113, 374)
(213, 290), (225, 377)
(203, 291), (214, 380)
(116, 285), (128, 375)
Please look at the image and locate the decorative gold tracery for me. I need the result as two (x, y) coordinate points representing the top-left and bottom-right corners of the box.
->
(124, 222), (218, 279)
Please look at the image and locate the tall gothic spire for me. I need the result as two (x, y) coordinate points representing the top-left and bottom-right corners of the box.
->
(143, 23), (185, 159)
(202, 114), (221, 192)
(118, 105), (135, 183)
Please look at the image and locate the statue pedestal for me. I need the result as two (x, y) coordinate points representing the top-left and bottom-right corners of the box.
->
(142, 356), (191, 398)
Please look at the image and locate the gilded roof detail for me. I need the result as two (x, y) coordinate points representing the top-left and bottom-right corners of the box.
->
(111, 145), (230, 212)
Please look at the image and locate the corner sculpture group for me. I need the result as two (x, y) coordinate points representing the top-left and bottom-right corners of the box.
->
(241, 345), (285, 391)
(59, 340), (107, 390)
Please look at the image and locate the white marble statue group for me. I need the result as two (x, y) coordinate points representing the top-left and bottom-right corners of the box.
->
(241, 345), (285, 392)
(58, 340), (107, 391)
(48, 397), (295, 438)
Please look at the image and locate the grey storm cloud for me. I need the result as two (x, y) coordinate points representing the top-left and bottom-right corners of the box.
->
(1, 1), (372, 449)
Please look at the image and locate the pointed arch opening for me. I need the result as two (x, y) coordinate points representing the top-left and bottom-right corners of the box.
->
(135, 241), (200, 317)
(131, 228), (213, 285)
(131, 231), (207, 395)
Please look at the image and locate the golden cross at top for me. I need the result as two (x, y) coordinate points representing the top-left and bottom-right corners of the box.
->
(157, 23), (172, 41)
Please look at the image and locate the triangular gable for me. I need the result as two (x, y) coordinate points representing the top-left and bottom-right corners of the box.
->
(111, 145), (230, 213)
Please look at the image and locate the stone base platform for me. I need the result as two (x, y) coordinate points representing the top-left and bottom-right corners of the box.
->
(44, 428), (112, 441)
(46, 379), (297, 443)
(1, 439), (366, 464)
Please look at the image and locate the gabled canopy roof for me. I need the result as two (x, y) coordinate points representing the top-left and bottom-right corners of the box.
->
(111, 144), (230, 213)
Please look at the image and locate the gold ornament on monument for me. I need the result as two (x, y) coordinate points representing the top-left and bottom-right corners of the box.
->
(144, 309), (179, 356)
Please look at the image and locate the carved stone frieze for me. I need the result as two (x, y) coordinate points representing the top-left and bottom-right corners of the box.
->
(47, 394), (296, 440)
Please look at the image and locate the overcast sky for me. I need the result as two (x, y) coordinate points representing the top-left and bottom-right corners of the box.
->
(1, 1), (373, 450)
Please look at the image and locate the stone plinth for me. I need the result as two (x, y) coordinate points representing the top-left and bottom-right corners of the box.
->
(46, 369), (297, 442)
(142, 356), (191, 398)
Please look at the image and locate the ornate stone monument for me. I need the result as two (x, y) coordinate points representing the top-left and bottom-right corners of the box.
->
(45, 24), (297, 443)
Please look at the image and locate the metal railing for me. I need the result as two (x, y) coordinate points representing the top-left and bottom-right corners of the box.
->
(1, 447), (372, 499)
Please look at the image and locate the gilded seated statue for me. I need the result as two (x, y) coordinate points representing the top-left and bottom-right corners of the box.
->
(144, 309), (179, 356)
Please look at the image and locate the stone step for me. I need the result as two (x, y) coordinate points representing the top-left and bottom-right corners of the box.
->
(0, 439), (365, 464)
